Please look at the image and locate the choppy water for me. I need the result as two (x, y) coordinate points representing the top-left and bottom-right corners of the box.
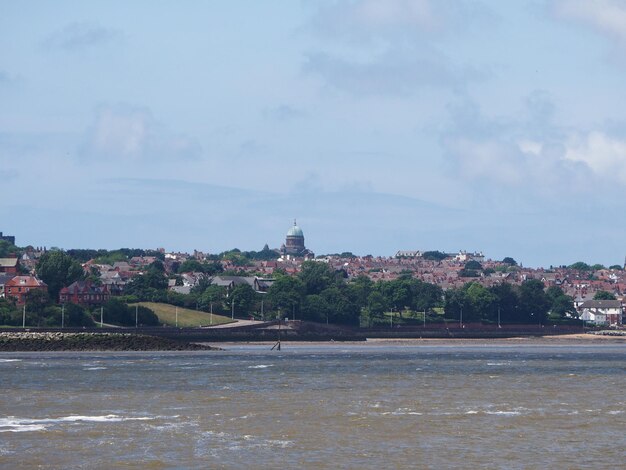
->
(1, 343), (625, 469)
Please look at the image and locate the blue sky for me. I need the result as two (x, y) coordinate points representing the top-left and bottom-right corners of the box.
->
(2, 0), (626, 267)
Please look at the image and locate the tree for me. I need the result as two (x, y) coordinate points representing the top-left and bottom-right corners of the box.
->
(301, 294), (331, 323)
(365, 291), (388, 325)
(64, 303), (96, 327)
(298, 261), (338, 296)
(502, 257), (517, 266)
(177, 259), (204, 273)
(489, 283), (521, 323)
(102, 299), (158, 326)
(518, 279), (550, 324)
(125, 262), (168, 299)
(266, 275), (303, 318)
(422, 251), (448, 261)
(230, 284), (256, 317)
(465, 282), (497, 321)
(546, 286), (576, 319)
(569, 261), (591, 271)
(593, 290), (616, 300)
(36, 251), (85, 300)
(464, 260), (483, 271)
(0, 240), (19, 258)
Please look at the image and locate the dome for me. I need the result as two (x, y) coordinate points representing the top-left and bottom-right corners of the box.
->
(287, 221), (304, 238)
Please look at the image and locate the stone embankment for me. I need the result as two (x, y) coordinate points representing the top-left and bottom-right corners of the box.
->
(0, 332), (219, 351)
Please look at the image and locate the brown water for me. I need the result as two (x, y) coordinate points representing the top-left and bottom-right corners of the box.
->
(1, 343), (625, 469)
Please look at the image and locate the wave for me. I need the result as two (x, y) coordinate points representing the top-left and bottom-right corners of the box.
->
(0, 414), (154, 433)
(0, 359), (22, 363)
(247, 364), (273, 369)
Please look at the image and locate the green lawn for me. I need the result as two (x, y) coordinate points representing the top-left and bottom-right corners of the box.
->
(130, 302), (233, 327)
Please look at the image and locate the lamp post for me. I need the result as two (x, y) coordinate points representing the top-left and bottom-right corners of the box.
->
(498, 305), (501, 328)
(460, 305), (463, 328)
(61, 304), (65, 329)
(231, 298), (235, 320)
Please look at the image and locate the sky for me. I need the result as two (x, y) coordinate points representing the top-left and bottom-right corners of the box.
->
(2, 0), (626, 268)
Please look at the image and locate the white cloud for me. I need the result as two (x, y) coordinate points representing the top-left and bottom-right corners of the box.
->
(303, 49), (485, 96)
(564, 131), (626, 182)
(308, 0), (491, 43)
(43, 21), (123, 50)
(80, 104), (202, 162)
(440, 96), (604, 202)
(554, 0), (626, 46)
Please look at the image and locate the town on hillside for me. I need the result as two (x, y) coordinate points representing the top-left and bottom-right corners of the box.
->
(0, 224), (625, 328)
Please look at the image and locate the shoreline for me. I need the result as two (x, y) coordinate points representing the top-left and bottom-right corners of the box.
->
(1, 331), (624, 352)
(206, 333), (626, 349)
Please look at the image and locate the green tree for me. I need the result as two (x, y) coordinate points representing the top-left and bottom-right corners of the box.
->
(502, 257), (517, 266)
(230, 283), (256, 317)
(465, 282), (497, 321)
(0, 240), (19, 258)
(489, 283), (521, 323)
(365, 290), (388, 325)
(266, 275), (303, 318)
(569, 261), (591, 271)
(422, 251), (448, 261)
(518, 279), (550, 324)
(546, 286), (576, 319)
(102, 299), (158, 326)
(301, 294), (332, 323)
(298, 261), (338, 296)
(177, 259), (205, 273)
(36, 251), (85, 300)
(64, 303), (96, 327)
(464, 260), (483, 271)
(593, 290), (616, 300)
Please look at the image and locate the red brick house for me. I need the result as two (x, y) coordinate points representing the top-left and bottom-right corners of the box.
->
(59, 281), (110, 306)
(0, 257), (19, 274)
(4, 276), (47, 304)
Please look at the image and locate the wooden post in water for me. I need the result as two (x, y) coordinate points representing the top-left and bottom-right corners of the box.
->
(271, 317), (281, 351)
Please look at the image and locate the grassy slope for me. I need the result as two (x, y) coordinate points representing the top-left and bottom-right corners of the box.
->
(131, 302), (233, 327)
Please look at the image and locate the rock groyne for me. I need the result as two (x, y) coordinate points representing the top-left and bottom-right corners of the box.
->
(0, 332), (219, 351)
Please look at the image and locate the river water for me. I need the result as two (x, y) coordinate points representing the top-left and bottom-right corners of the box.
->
(1, 343), (625, 469)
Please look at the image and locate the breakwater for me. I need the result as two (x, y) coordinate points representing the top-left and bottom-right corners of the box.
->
(0, 332), (218, 351)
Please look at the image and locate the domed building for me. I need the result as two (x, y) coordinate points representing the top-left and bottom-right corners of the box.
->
(280, 220), (314, 258)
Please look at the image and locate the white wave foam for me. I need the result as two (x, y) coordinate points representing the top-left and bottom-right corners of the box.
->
(0, 359), (22, 363)
(84, 367), (107, 371)
(0, 424), (47, 433)
(0, 414), (154, 432)
(485, 410), (521, 416)
(248, 364), (273, 369)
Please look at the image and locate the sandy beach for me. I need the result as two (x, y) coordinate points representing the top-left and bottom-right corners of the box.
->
(208, 332), (626, 349)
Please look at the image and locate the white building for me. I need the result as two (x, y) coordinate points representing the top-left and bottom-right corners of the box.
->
(578, 300), (623, 326)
